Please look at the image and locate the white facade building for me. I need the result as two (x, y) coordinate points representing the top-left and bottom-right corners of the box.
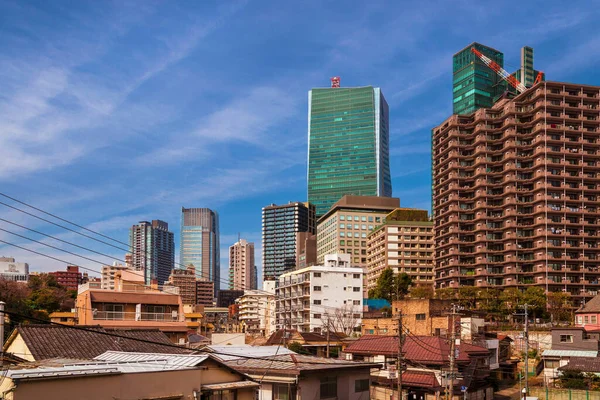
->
(0, 257), (29, 282)
(276, 254), (364, 334)
(237, 280), (276, 336)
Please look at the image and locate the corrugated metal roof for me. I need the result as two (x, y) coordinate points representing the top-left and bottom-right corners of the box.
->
(94, 351), (209, 366)
(542, 349), (598, 357)
(202, 381), (260, 390)
(206, 345), (295, 361)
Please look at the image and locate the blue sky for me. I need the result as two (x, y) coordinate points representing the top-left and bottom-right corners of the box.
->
(1, 0), (600, 288)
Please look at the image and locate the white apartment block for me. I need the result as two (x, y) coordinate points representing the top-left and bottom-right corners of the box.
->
(0, 257), (29, 282)
(101, 263), (130, 290)
(237, 280), (276, 337)
(275, 254), (364, 334)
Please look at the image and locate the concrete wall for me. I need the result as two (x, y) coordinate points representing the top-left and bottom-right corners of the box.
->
(4, 360), (255, 400)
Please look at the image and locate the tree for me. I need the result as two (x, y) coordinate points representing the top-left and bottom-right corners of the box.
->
(548, 291), (573, 323)
(368, 268), (412, 302)
(478, 289), (503, 316)
(409, 285), (434, 299)
(558, 370), (587, 389)
(499, 288), (522, 318)
(287, 341), (309, 354)
(326, 305), (361, 336)
(522, 286), (546, 320)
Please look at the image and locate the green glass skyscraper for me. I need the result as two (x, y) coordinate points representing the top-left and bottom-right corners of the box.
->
(453, 42), (506, 115)
(307, 85), (392, 217)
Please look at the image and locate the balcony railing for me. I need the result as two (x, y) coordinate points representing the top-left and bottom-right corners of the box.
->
(93, 311), (180, 322)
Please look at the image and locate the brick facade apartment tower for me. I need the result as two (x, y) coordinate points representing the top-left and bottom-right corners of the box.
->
(433, 81), (600, 307)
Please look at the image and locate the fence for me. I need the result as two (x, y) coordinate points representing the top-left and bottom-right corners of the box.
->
(530, 387), (600, 400)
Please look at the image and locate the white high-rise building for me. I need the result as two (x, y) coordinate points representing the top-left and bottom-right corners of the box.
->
(275, 254), (363, 334)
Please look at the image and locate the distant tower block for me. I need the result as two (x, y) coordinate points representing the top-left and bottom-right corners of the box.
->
(330, 76), (340, 88)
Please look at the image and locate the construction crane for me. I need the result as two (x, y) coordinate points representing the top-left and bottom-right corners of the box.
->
(471, 47), (528, 94)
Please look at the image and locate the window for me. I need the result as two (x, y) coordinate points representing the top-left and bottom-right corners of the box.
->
(314, 313), (321, 319)
(340, 215), (345, 221)
(314, 300), (321, 305)
(314, 286), (322, 291)
(314, 272), (321, 278)
(593, 316), (598, 324)
(368, 216), (373, 222)
(560, 334), (573, 343)
(353, 287), (361, 292)
(355, 379), (369, 392)
(353, 300), (360, 305)
(545, 360), (560, 368)
(416, 313), (426, 321)
(354, 216), (359, 221)
(353, 273), (360, 279)
(320, 376), (337, 399)
(274, 383), (297, 400)
(361, 216), (366, 222)
(353, 313), (361, 318)
(585, 316), (589, 323)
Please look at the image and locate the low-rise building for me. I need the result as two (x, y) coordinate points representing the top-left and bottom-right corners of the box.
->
(167, 266), (197, 304)
(345, 335), (492, 400)
(366, 208), (434, 291)
(209, 345), (378, 400)
(49, 265), (83, 291)
(75, 270), (188, 343)
(217, 289), (244, 308)
(575, 292), (600, 328)
(276, 253), (364, 334)
(542, 327), (600, 384)
(49, 311), (77, 325)
(2, 324), (188, 362)
(0, 351), (258, 400)
(0, 257), (29, 282)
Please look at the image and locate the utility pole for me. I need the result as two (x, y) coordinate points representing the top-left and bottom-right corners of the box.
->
(326, 316), (331, 358)
(447, 304), (459, 400)
(523, 304), (529, 397)
(0, 301), (5, 367)
(396, 310), (404, 400)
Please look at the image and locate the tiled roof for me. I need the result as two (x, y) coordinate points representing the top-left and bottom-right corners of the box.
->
(559, 357), (600, 373)
(403, 371), (440, 388)
(205, 345), (295, 361)
(8, 324), (190, 360)
(576, 294), (600, 313)
(265, 329), (344, 346)
(344, 335), (489, 365)
(225, 353), (379, 376)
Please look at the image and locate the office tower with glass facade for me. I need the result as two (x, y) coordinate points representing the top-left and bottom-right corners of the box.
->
(307, 85), (392, 217)
(262, 202), (316, 280)
(129, 220), (175, 286)
(180, 207), (220, 296)
(453, 42), (506, 115)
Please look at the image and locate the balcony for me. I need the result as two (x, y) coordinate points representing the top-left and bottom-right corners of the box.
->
(93, 311), (180, 322)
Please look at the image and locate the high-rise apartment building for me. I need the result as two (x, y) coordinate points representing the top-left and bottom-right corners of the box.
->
(307, 84), (392, 217)
(316, 195), (400, 268)
(180, 208), (220, 295)
(366, 208), (434, 292)
(196, 278), (215, 306)
(453, 43), (543, 115)
(228, 239), (255, 290)
(129, 220), (175, 286)
(433, 81), (600, 308)
(262, 202), (316, 280)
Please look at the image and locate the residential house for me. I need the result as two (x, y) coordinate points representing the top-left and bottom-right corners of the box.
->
(344, 335), (493, 400)
(542, 327), (600, 384)
(558, 357), (600, 377)
(75, 270), (188, 343)
(2, 324), (189, 362)
(266, 329), (349, 357)
(49, 311), (77, 325)
(575, 293), (600, 329)
(209, 346), (379, 400)
(0, 351), (258, 400)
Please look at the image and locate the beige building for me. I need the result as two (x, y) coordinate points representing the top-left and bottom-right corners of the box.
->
(0, 352), (258, 400)
(367, 208), (434, 291)
(361, 299), (451, 336)
(100, 263), (129, 290)
(237, 285), (276, 336)
(76, 270), (188, 343)
(229, 239), (255, 290)
(316, 195), (400, 267)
